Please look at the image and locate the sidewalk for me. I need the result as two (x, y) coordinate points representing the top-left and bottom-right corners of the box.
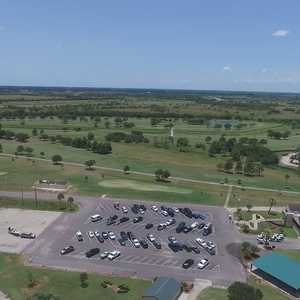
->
(178, 279), (212, 300)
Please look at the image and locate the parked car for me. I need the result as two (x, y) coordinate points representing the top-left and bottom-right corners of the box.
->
(133, 239), (141, 248)
(60, 245), (74, 255)
(102, 231), (109, 239)
(20, 232), (36, 239)
(145, 223), (154, 230)
(76, 231), (84, 241)
(203, 223), (213, 236)
(8, 227), (20, 237)
(182, 259), (194, 269)
(108, 231), (116, 240)
(85, 248), (100, 258)
(140, 240), (148, 249)
(90, 214), (102, 222)
(100, 251), (109, 259)
(108, 250), (120, 260)
(151, 205), (158, 212)
(88, 231), (95, 238)
(119, 217), (130, 224)
(133, 216), (143, 223)
(152, 240), (162, 249)
(113, 202), (120, 210)
(118, 238), (126, 246)
(147, 234), (156, 242)
(122, 206), (128, 213)
(198, 258), (209, 269)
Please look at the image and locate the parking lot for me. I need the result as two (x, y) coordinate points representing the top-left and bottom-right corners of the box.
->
(0, 208), (61, 253)
(23, 196), (246, 285)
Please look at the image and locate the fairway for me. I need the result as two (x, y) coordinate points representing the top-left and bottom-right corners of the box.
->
(98, 179), (192, 194)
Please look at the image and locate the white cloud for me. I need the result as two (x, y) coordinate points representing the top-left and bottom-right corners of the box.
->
(261, 68), (268, 73)
(272, 29), (290, 37)
(223, 65), (232, 72)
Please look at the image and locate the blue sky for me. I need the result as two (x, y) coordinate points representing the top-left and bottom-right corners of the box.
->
(0, 0), (299, 92)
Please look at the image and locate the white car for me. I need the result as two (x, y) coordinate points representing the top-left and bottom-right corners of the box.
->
(90, 214), (102, 222)
(190, 222), (199, 229)
(122, 206), (128, 213)
(151, 205), (158, 212)
(100, 251), (109, 259)
(108, 231), (116, 240)
(161, 210), (168, 217)
(94, 231), (100, 238)
(198, 258), (209, 269)
(88, 231), (95, 238)
(76, 231), (84, 241)
(147, 234), (156, 242)
(108, 250), (121, 260)
(133, 239), (140, 248)
(173, 207), (179, 213)
(196, 238), (207, 248)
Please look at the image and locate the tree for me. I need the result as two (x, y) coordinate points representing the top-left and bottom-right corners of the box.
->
(52, 154), (63, 165)
(57, 193), (64, 201)
(104, 120), (110, 129)
(217, 162), (224, 172)
(246, 204), (253, 212)
(123, 165), (130, 174)
(176, 137), (189, 151)
(32, 128), (38, 136)
(205, 136), (212, 144)
(240, 242), (259, 259)
(87, 132), (94, 141)
(79, 272), (88, 288)
(29, 293), (60, 300)
(16, 145), (24, 154)
(67, 196), (74, 208)
(228, 282), (263, 300)
(0, 143), (2, 153)
(15, 132), (29, 143)
(85, 159), (96, 170)
(155, 169), (170, 182)
(235, 160), (243, 174)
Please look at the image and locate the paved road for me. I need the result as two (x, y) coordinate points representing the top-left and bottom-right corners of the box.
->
(1, 153), (300, 197)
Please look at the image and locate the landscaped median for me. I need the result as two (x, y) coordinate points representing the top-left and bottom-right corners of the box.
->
(0, 253), (150, 300)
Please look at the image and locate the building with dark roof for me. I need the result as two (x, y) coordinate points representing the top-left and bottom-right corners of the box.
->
(142, 277), (182, 300)
(251, 252), (300, 298)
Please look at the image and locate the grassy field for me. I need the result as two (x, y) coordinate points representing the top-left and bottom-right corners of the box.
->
(0, 253), (150, 300)
(275, 249), (300, 262)
(1, 116), (300, 193)
(229, 186), (300, 207)
(198, 276), (291, 300)
(0, 155), (227, 206)
(0, 196), (78, 212)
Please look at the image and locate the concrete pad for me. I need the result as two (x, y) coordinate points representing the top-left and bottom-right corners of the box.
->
(0, 208), (61, 253)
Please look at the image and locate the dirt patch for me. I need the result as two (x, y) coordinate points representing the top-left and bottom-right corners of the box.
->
(98, 179), (192, 194)
(0, 172), (8, 176)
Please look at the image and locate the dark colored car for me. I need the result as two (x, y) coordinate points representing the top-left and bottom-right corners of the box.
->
(85, 248), (100, 258)
(191, 246), (201, 254)
(127, 231), (135, 241)
(182, 259), (194, 269)
(153, 240), (162, 249)
(183, 244), (193, 252)
(120, 231), (128, 240)
(111, 215), (118, 221)
(176, 222), (186, 233)
(102, 232), (109, 239)
(145, 223), (154, 230)
(106, 218), (116, 225)
(20, 232), (36, 239)
(157, 224), (166, 231)
(198, 223), (205, 229)
(96, 235), (104, 243)
(114, 203), (120, 210)
(167, 208), (175, 217)
(119, 217), (130, 224)
(140, 240), (148, 249)
(118, 238), (126, 246)
(60, 245), (74, 255)
(133, 216), (143, 223)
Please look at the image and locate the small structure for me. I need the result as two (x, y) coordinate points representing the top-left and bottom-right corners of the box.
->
(285, 204), (300, 227)
(142, 277), (182, 300)
(251, 252), (300, 298)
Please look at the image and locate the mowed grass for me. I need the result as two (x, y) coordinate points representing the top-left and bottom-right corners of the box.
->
(0, 253), (150, 300)
(1, 116), (300, 192)
(98, 179), (192, 194)
(198, 276), (291, 300)
(229, 186), (300, 207)
(0, 156), (227, 206)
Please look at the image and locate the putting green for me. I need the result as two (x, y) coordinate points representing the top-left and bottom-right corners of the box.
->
(98, 179), (192, 194)
(0, 172), (7, 176)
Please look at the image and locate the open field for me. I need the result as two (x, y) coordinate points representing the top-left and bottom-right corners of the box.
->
(0, 253), (149, 300)
(0, 155), (227, 206)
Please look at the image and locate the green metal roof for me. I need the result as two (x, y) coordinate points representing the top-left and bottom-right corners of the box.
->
(252, 252), (300, 290)
(143, 277), (181, 300)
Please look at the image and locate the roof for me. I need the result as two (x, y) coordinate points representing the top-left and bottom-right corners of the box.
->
(143, 277), (181, 300)
(252, 252), (300, 290)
